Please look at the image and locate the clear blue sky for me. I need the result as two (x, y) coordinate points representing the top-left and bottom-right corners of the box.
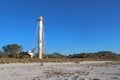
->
(0, 0), (120, 55)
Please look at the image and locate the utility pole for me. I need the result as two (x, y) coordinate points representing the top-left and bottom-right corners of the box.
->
(37, 16), (43, 59)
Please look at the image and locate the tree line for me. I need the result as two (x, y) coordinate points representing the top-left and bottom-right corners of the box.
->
(0, 43), (120, 61)
(0, 44), (29, 58)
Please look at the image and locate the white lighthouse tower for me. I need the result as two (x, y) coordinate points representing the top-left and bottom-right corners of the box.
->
(27, 16), (45, 59)
(37, 16), (43, 59)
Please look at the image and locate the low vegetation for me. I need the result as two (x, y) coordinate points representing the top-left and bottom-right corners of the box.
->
(0, 43), (120, 63)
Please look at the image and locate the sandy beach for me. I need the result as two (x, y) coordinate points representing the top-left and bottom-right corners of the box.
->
(0, 61), (120, 80)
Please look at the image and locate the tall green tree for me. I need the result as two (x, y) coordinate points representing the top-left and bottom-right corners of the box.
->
(2, 44), (22, 58)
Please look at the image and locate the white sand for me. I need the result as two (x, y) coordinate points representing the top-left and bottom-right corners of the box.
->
(0, 61), (120, 80)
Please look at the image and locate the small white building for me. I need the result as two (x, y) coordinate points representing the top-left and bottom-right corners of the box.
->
(27, 50), (34, 58)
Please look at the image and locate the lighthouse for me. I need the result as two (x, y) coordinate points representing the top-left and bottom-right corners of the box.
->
(37, 16), (43, 59)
